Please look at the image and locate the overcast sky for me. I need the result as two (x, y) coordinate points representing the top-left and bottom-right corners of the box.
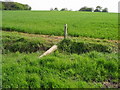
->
(1, 0), (120, 12)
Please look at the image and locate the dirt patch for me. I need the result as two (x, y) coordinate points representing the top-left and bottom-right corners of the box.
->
(102, 82), (119, 88)
(2, 30), (119, 44)
(20, 33), (64, 40)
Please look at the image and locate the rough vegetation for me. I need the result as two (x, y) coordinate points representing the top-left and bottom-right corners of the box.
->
(2, 31), (63, 53)
(2, 31), (118, 54)
(58, 39), (118, 54)
(3, 51), (118, 88)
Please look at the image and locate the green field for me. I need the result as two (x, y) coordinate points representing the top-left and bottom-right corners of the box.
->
(2, 11), (118, 40)
(2, 10), (119, 88)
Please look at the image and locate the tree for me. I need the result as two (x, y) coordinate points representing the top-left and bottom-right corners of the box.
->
(79, 6), (93, 12)
(60, 8), (68, 11)
(94, 9), (100, 12)
(96, 6), (102, 10)
(94, 6), (102, 12)
(102, 8), (108, 12)
(54, 7), (58, 11)
(24, 4), (31, 10)
(85, 8), (93, 12)
(79, 6), (87, 11)
(1, 1), (31, 10)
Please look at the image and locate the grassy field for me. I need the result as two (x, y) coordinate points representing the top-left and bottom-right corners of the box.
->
(2, 11), (118, 40)
(2, 51), (118, 88)
(2, 10), (119, 88)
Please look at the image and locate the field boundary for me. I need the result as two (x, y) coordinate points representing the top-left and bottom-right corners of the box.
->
(2, 30), (118, 44)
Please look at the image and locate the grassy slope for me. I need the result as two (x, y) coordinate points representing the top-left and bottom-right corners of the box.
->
(2, 31), (118, 53)
(2, 11), (118, 40)
(2, 31), (62, 53)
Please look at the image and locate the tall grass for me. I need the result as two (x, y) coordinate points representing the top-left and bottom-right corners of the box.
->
(2, 51), (118, 88)
(2, 31), (59, 53)
(2, 11), (118, 40)
(2, 31), (117, 54)
(58, 39), (118, 54)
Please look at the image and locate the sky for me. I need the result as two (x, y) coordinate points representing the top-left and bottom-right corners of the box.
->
(1, 0), (120, 13)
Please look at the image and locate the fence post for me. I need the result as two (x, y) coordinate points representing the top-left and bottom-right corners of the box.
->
(64, 24), (68, 39)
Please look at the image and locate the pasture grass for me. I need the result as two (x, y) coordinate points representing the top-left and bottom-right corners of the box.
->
(2, 11), (118, 40)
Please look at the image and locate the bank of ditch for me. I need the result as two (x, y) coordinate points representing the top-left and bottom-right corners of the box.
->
(2, 31), (119, 88)
(2, 31), (118, 54)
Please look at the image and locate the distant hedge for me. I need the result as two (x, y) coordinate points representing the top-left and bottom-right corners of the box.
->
(0, 1), (31, 10)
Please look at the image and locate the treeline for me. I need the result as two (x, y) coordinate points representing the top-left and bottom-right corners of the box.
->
(79, 6), (108, 12)
(50, 6), (108, 12)
(0, 1), (31, 10)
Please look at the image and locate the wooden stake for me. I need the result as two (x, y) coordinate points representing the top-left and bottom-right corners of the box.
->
(64, 24), (67, 39)
(39, 45), (58, 58)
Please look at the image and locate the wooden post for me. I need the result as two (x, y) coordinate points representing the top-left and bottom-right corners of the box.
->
(64, 24), (67, 39)
(39, 45), (58, 58)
